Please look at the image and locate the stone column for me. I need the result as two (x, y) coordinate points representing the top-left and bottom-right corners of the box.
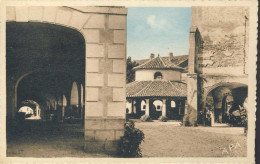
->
(83, 7), (127, 154)
(162, 99), (166, 117)
(36, 106), (39, 117)
(185, 74), (198, 126)
(183, 27), (201, 126)
(6, 78), (17, 120)
(133, 100), (136, 114)
(211, 111), (215, 126)
(145, 99), (149, 116)
(62, 106), (65, 121)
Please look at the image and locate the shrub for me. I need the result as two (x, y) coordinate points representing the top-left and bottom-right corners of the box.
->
(140, 115), (153, 122)
(239, 105), (248, 134)
(182, 114), (191, 126)
(229, 105), (248, 129)
(117, 120), (145, 157)
(158, 116), (168, 122)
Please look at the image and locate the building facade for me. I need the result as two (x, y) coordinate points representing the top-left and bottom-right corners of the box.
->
(126, 54), (188, 121)
(185, 7), (249, 126)
(6, 6), (127, 154)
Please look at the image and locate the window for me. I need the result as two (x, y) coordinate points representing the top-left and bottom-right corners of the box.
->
(171, 100), (176, 108)
(154, 72), (163, 80)
(153, 100), (163, 111)
(141, 100), (146, 111)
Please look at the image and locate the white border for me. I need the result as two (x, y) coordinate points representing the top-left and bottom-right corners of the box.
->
(0, 0), (257, 163)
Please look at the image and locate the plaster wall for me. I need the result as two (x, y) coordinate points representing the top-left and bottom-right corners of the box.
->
(192, 7), (249, 75)
(135, 69), (181, 81)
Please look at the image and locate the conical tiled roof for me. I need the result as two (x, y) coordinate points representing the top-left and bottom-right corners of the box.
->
(126, 80), (187, 98)
(133, 55), (184, 71)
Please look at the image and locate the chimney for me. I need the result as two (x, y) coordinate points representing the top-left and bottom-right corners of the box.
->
(150, 53), (155, 59)
(169, 52), (174, 60)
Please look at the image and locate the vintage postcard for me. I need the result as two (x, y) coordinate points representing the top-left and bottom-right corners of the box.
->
(0, 0), (257, 163)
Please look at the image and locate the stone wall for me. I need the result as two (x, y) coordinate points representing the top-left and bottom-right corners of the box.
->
(186, 7), (249, 126)
(6, 6), (127, 154)
(192, 7), (249, 75)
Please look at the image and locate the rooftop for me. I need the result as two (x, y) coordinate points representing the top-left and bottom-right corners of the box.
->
(126, 80), (187, 98)
(134, 54), (188, 72)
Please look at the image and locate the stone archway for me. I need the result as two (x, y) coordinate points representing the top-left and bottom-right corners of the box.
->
(6, 6), (127, 154)
(204, 82), (248, 126)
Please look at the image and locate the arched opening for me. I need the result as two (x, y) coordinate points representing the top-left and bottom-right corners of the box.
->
(7, 22), (85, 122)
(153, 100), (163, 111)
(171, 100), (176, 108)
(126, 100), (132, 114)
(18, 106), (34, 117)
(63, 94), (67, 107)
(67, 81), (81, 119)
(149, 99), (163, 119)
(6, 21), (86, 155)
(18, 100), (42, 119)
(205, 83), (248, 126)
(71, 82), (79, 106)
(141, 100), (146, 111)
(154, 72), (163, 80)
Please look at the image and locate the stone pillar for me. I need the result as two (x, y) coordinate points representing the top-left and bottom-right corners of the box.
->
(183, 27), (202, 126)
(210, 111), (215, 126)
(36, 106), (39, 117)
(62, 106), (65, 121)
(185, 74), (198, 126)
(162, 99), (166, 117)
(145, 99), (149, 116)
(6, 78), (17, 120)
(83, 7), (127, 154)
(133, 100), (136, 114)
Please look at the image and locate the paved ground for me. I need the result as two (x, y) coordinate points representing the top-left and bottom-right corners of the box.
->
(7, 120), (109, 158)
(135, 122), (247, 157)
(7, 120), (246, 158)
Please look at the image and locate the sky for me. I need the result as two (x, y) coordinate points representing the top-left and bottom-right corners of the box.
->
(127, 7), (191, 60)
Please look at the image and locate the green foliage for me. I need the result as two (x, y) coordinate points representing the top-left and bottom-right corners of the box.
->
(127, 57), (139, 83)
(239, 105), (248, 133)
(158, 116), (168, 122)
(229, 105), (248, 129)
(117, 120), (145, 157)
(140, 115), (153, 122)
(240, 106), (247, 126)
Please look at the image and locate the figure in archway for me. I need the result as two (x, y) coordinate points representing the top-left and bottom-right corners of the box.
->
(222, 93), (234, 123)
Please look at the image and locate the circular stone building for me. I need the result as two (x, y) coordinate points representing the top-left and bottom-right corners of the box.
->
(126, 53), (188, 120)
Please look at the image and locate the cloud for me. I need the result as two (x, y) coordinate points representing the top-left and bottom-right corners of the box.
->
(147, 15), (166, 29)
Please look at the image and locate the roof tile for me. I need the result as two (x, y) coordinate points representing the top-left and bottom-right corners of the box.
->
(126, 80), (187, 98)
(133, 56), (184, 71)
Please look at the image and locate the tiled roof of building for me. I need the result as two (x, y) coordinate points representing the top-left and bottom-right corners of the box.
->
(135, 55), (188, 66)
(133, 55), (185, 71)
(126, 80), (187, 98)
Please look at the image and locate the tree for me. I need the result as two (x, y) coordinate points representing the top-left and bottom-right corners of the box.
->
(126, 56), (139, 83)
